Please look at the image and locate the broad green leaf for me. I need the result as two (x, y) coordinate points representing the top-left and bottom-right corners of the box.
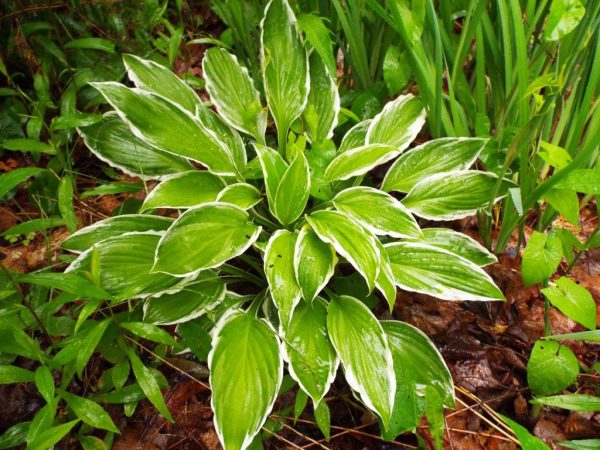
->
(554, 169), (600, 194)
(544, 0), (585, 41)
(307, 210), (380, 291)
(123, 53), (201, 114)
(425, 386), (444, 450)
(333, 187), (422, 239)
(68, 233), (181, 299)
(338, 119), (370, 153)
(203, 47), (266, 141)
(297, 14), (336, 76)
(27, 400), (56, 445)
(128, 348), (173, 422)
(542, 277), (596, 330)
(261, 0), (309, 139)
(120, 322), (179, 347)
(254, 144), (287, 211)
(34, 366), (55, 404)
(80, 114), (191, 179)
(143, 275), (226, 325)
(57, 175), (77, 232)
(383, 45), (411, 95)
(28, 420), (79, 450)
(209, 312), (283, 450)
(382, 138), (487, 192)
(294, 225), (337, 302)
(539, 141), (572, 170)
(79, 435), (109, 450)
(217, 183), (261, 209)
(392, 0), (426, 43)
(66, 37), (115, 52)
(527, 340), (579, 396)
(154, 203), (261, 277)
(61, 215), (173, 252)
(0, 167), (44, 199)
(530, 394), (600, 412)
(324, 144), (398, 182)
(403, 171), (511, 220)
(366, 95), (425, 149)
(0, 365), (35, 384)
(559, 439), (600, 450)
(499, 415), (550, 450)
(385, 242), (504, 301)
(314, 401), (331, 441)
(1, 138), (55, 154)
(305, 140), (338, 200)
(265, 230), (302, 327)
(51, 113), (102, 130)
(141, 171), (225, 211)
(18, 272), (111, 300)
(303, 52), (339, 143)
(91, 82), (236, 175)
(521, 231), (563, 286)
(413, 228), (497, 267)
(0, 217), (65, 237)
(274, 152), (310, 225)
(283, 300), (339, 404)
(375, 239), (397, 310)
(545, 188), (579, 227)
(0, 421), (30, 449)
(59, 389), (119, 433)
(381, 363), (422, 440)
(327, 296), (395, 429)
(75, 319), (111, 378)
(382, 321), (454, 407)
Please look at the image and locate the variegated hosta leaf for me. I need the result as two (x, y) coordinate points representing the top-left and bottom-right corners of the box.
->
(254, 144), (287, 212)
(274, 152), (310, 226)
(414, 228), (497, 267)
(143, 273), (227, 325)
(217, 183), (261, 209)
(265, 230), (302, 328)
(61, 215), (173, 253)
(80, 114), (192, 179)
(332, 187), (422, 239)
(303, 52), (339, 143)
(366, 94), (425, 149)
(261, 0), (309, 139)
(382, 321), (454, 407)
(209, 311), (283, 450)
(283, 299), (339, 404)
(374, 239), (397, 310)
(203, 47), (267, 142)
(385, 242), (505, 301)
(382, 137), (488, 192)
(91, 82), (236, 176)
(327, 295), (395, 430)
(294, 225), (337, 302)
(338, 119), (371, 153)
(324, 144), (398, 182)
(153, 203), (261, 277)
(141, 171), (225, 211)
(307, 210), (380, 291)
(67, 233), (181, 300)
(402, 170), (511, 220)
(123, 53), (201, 114)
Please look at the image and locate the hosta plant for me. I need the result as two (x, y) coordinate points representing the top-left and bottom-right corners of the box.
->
(63, 0), (509, 448)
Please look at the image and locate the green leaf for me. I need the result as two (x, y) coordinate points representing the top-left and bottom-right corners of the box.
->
(327, 296), (395, 430)
(545, 330), (600, 342)
(75, 319), (111, 378)
(66, 37), (115, 52)
(217, 183), (262, 209)
(128, 348), (174, 422)
(338, 119), (370, 153)
(539, 141), (572, 170)
(314, 401), (331, 441)
(61, 214), (173, 253)
(381, 362), (422, 440)
(385, 242), (505, 301)
(333, 187), (422, 239)
(303, 52), (339, 143)
(58, 175), (78, 232)
(1, 138), (55, 154)
(297, 14), (336, 76)
(80, 181), (143, 199)
(154, 203), (261, 277)
(79, 435), (109, 450)
(120, 322), (179, 347)
(374, 239), (397, 310)
(542, 277), (596, 330)
(34, 366), (55, 404)
(527, 340), (579, 396)
(544, 0), (585, 41)
(282, 300), (338, 404)
(143, 275), (226, 325)
(424, 386), (445, 450)
(559, 439), (600, 450)
(80, 114), (192, 179)
(294, 225), (337, 302)
(203, 47), (266, 142)
(530, 394), (600, 412)
(68, 233), (180, 299)
(0, 167), (44, 199)
(59, 389), (119, 433)
(382, 138), (487, 193)
(0, 365), (35, 384)
(254, 144), (288, 212)
(274, 152), (310, 225)
(28, 420), (80, 450)
(19, 272), (111, 299)
(0, 421), (30, 449)
(265, 230), (302, 327)
(324, 144), (398, 182)
(209, 311), (283, 450)
(413, 228), (497, 267)
(261, 0), (309, 142)
(554, 169), (600, 194)
(141, 171), (225, 211)
(307, 210), (380, 291)
(383, 45), (411, 95)
(91, 82), (236, 175)
(51, 113), (102, 130)
(499, 415), (550, 450)
(123, 53), (201, 114)
(366, 94), (425, 149)
(0, 217), (66, 238)
(402, 171), (510, 220)
(27, 400), (56, 445)
(521, 231), (563, 286)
